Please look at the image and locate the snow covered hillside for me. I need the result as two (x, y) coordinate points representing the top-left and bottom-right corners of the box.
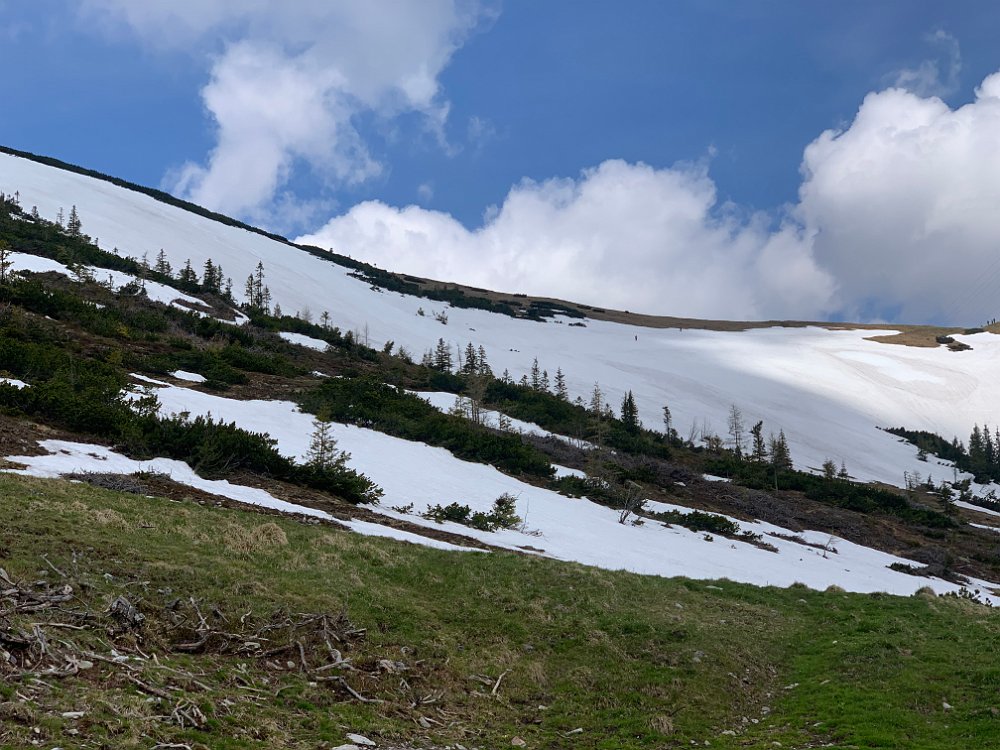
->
(4, 150), (996, 493)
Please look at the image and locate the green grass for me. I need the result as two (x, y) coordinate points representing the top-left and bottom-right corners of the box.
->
(1, 473), (998, 749)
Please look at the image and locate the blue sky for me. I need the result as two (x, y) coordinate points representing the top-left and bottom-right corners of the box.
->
(3, 1), (1000, 323)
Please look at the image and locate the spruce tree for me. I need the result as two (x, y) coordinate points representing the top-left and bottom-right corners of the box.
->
(554, 368), (569, 400)
(433, 338), (453, 372)
(462, 342), (478, 377)
(306, 415), (349, 472)
(67, 205), (82, 236)
(620, 390), (640, 433)
(750, 420), (767, 462)
(154, 249), (172, 277)
(476, 345), (493, 378)
(589, 383), (604, 416)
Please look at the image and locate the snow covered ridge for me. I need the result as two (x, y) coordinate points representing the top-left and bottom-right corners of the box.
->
(4, 149), (1000, 497)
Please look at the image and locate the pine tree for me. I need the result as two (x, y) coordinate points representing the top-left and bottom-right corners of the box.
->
(540, 369), (550, 393)
(620, 390), (640, 433)
(462, 342), (478, 377)
(273, 302), (282, 318)
(67, 205), (82, 236)
(244, 274), (255, 308)
(476, 345), (492, 378)
(433, 338), (453, 372)
(154, 249), (172, 277)
(662, 404), (672, 437)
(555, 368), (569, 400)
(56, 207), (65, 228)
(838, 461), (850, 480)
(202, 258), (218, 292)
(306, 415), (349, 472)
(530, 358), (542, 390)
(769, 430), (792, 470)
(320, 311), (331, 329)
(178, 259), (198, 287)
(589, 383), (604, 416)
(750, 420), (767, 462)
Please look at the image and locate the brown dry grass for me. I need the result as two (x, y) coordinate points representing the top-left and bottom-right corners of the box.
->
(222, 521), (290, 554)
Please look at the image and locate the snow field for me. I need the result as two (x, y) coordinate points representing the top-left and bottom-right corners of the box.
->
(6, 151), (1000, 497)
(5, 379), (978, 602)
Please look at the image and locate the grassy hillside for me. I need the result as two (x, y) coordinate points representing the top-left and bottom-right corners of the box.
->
(1, 473), (998, 750)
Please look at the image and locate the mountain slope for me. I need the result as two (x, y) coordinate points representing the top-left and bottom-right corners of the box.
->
(3, 149), (997, 492)
(3, 149), (1000, 605)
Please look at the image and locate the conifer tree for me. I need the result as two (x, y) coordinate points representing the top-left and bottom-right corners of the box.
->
(154, 249), (172, 277)
(202, 258), (219, 293)
(433, 338), (453, 372)
(306, 415), (349, 472)
(769, 430), (792, 470)
(662, 404), (673, 438)
(554, 368), (569, 400)
(530, 358), (542, 390)
(178, 259), (198, 287)
(838, 460), (850, 480)
(589, 383), (604, 416)
(67, 205), (82, 236)
(750, 420), (767, 462)
(462, 342), (478, 377)
(476, 345), (493, 378)
(620, 390), (640, 433)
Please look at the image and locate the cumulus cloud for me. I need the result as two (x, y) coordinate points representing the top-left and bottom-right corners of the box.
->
(82, 0), (488, 223)
(798, 71), (1000, 323)
(298, 160), (838, 320)
(300, 70), (1000, 324)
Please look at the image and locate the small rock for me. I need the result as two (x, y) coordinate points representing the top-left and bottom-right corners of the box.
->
(61, 712), (85, 719)
(943, 701), (953, 711)
(511, 738), (526, 747)
(331, 745), (359, 750)
(346, 735), (375, 747)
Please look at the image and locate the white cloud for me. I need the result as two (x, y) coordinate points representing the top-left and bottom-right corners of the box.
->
(300, 70), (1000, 325)
(798, 71), (1000, 323)
(891, 30), (962, 98)
(297, 159), (838, 321)
(82, 0), (489, 223)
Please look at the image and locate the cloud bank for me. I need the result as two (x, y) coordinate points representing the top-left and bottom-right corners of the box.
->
(83, 1), (488, 223)
(300, 71), (1000, 325)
